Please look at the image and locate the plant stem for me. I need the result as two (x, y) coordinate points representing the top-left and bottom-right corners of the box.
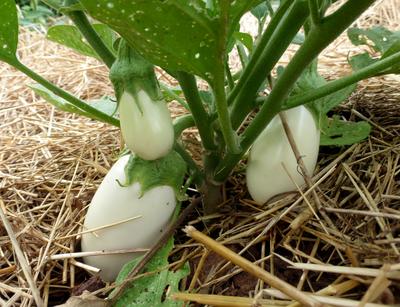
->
(65, 1), (115, 68)
(282, 50), (400, 110)
(228, 0), (294, 106)
(236, 44), (248, 68)
(225, 63), (235, 91)
(229, 0), (309, 129)
(214, 0), (375, 182)
(173, 114), (195, 136)
(212, 76), (240, 153)
(176, 72), (216, 151)
(308, 0), (320, 25)
(212, 0), (240, 154)
(13, 60), (120, 127)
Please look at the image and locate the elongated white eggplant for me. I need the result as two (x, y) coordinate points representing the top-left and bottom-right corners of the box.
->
(119, 90), (174, 160)
(246, 106), (320, 204)
(81, 152), (185, 281)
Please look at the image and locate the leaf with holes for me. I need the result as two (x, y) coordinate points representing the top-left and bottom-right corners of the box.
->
(347, 26), (400, 74)
(47, 24), (116, 59)
(113, 238), (189, 307)
(79, 0), (264, 82)
(80, 0), (220, 81)
(320, 115), (371, 146)
(0, 0), (19, 64)
(347, 26), (400, 54)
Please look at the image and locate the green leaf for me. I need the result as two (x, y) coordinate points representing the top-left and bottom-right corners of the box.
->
(113, 238), (189, 307)
(29, 83), (89, 116)
(124, 151), (187, 196)
(382, 39), (400, 58)
(381, 40), (400, 74)
(46, 24), (115, 59)
(80, 0), (220, 81)
(159, 84), (189, 110)
(320, 115), (371, 146)
(251, 2), (268, 21)
(347, 26), (400, 75)
(291, 61), (356, 125)
(347, 26), (400, 54)
(250, 1), (281, 21)
(87, 96), (118, 117)
(199, 90), (215, 113)
(79, 0), (264, 82)
(0, 0), (19, 64)
(233, 32), (253, 52)
(160, 85), (183, 103)
(29, 83), (118, 120)
(348, 52), (378, 71)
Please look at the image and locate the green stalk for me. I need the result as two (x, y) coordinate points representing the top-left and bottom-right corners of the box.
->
(212, 0), (240, 154)
(176, 72), (216, 151)
(212, 75), (240, 153)
(225, 63), (235, 91)
(236, 44), (248, 67)
(173, 114), (195, 137)
(308, 0), (320, 25)
(283, 51), (400, 110)
(229, 0), (309, 129)
(227, 0), (295, 107)
(214, 0), (375, 182)
(13, 60), (119, 127)
(65, 0), (115, 68)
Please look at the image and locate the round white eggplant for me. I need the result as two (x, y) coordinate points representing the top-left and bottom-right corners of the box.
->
(119, 90), (174, 160)
(246, 105), (320, 204)
(81, 155), (176, 281)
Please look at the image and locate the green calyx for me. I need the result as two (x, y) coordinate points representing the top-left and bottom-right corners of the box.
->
(110, 39), (161, 104)
(123, 151), (187, 198)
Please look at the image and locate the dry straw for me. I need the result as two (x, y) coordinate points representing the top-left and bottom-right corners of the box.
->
(1, 0), (400, 305)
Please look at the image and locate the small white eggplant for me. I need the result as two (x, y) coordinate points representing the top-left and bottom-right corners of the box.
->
(81, 154), (178, 281)
(119, 90), (174, 160)
(246, 105), (320, 204)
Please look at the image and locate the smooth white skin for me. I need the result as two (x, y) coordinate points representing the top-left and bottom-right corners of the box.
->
(119, 90), (174, 160)
(246, 106), (320, 204)
(81, 155), (176, 281)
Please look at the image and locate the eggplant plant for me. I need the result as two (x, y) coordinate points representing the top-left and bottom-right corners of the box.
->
(2, 0), (400, 288)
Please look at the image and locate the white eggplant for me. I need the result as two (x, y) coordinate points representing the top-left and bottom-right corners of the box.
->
(246, 105), (320, 204)
(81, 154), (176, 281)
(119, 90), (174, 160)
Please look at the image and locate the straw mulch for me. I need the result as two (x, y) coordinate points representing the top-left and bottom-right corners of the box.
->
(1, 1), (400, 306)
